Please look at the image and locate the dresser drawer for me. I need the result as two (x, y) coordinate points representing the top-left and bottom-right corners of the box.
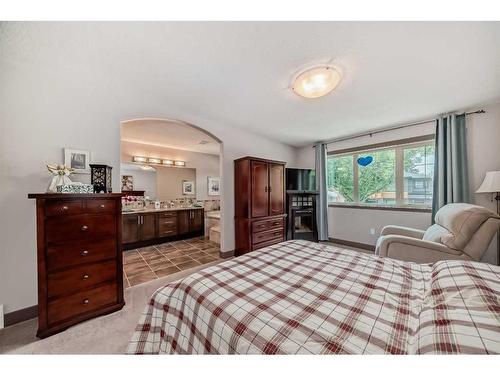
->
(85, 199), (116, 214)
(252, 217), (284, 233)
(45, 200), (84, 217)
(46, 214), (116, 244)
(47, 238), (117, 271)
(47, 283), (118, 325)
(48, 260), (117, 298)
(252, 227), (284, 245)
(158, 226), (178, 237)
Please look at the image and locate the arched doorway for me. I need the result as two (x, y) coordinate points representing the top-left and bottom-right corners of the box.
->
(119, 117), (224, 287)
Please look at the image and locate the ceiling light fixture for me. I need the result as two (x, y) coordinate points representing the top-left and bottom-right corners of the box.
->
(198, 140), (210, 145)
(291, 65), (342, 99)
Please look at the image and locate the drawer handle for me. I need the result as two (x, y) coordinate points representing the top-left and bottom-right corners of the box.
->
(81, 225), (88, 231)
(164, 230), (174, 234)
(81, 250), (89, 256)
(61, 206), (68, 211)
(164, 221), (175, 224)
(83, 299), (90, 305)
(82, 274), (90, 280)
(100, 204), (105, 208)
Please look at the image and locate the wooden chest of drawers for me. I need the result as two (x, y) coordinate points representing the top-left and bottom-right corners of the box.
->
(28, 193), (124, 338)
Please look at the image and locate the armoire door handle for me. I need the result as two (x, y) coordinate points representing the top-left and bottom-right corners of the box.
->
(265, 186), (268, 192)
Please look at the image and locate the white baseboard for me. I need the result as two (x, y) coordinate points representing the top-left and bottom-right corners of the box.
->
(0, 304), (4, 329)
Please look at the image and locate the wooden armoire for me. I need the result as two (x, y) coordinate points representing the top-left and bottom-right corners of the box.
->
(234, 156), (286, 256)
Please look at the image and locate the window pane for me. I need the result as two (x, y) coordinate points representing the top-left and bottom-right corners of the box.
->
(327, 155), (354, 203)
(403, 144), (434, 206)
(357, 149), (396, 205)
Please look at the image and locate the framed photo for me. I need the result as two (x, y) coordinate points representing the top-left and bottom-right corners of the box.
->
(182, 180), (195, 195)
(207, 176), (220, 196)
(121, 175), (134, 191)
(64, 148), (90, 174)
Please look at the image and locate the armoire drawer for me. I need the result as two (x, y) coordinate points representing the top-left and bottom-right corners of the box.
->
(45, 214), (116, 244)
(253, 237), (284, 251)
(252, 218), (284, 233)
(47, 260), (117, 298)
(47, 282), (118, 325)
(46, 238), (117, 271)
(252, 228), (284, 245)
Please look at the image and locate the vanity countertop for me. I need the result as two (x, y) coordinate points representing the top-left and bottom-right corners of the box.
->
(122, 206), (204, 215)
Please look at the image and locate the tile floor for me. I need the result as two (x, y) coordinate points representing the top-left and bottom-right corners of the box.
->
(123, 236), (221, 287)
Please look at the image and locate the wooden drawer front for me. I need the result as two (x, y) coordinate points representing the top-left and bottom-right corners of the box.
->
(252, 218), (284, 233)
(85, 199), (116, 214)
(47, 238), (117, 272)
(48, 260), (117, 298)
(47, 283), (118, 325)
(45, 200), (83, 217)
(253, 237), (284, 251)
(159, 211), (177, 218)
(158, 226), (178, 237)
(46, 214), (116, 244)
(252, 227), (284, 245)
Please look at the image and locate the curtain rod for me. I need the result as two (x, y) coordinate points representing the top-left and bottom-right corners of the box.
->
(313, 109), (485, 147)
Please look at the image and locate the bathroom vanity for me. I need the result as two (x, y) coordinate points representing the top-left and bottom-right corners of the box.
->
(122, 207), (204, 250)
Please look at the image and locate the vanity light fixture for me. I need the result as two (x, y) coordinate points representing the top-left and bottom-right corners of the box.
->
(148, 157), (162, 164)
(133, 156), (147, 163)
(291, 65), (342, 99)
(174, 161), (186, 167)
(162, 159), (174, 166)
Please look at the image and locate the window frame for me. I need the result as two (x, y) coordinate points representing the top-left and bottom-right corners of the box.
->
(327, 135), (435, 212)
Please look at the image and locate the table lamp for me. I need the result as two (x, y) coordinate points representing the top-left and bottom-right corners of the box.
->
(476, 170), (500, 265)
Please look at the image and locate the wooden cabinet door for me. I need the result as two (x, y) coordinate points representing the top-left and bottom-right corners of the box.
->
(178, 210), (190, 235)
(122, 214), (139, 244)
(251, 160), (269, 218)
(269, 163), (285, 215)
(139, 214), (156, 240)
(191, 210), (204, 232)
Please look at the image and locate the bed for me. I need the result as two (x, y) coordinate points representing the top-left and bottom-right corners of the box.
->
(127, 240), (500, 354)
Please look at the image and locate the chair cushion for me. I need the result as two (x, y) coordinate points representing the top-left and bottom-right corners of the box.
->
(434, 203), (497, 250)
(422, 224), (451, 243)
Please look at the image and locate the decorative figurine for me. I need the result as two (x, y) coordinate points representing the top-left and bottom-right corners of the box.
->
(46, 164), (74, 192)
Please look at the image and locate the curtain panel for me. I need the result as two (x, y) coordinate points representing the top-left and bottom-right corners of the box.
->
(432, 113), (470, 220)
(315, 142), (329, 241)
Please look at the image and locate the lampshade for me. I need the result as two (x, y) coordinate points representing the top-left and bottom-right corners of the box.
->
(476, 171), (500, 193)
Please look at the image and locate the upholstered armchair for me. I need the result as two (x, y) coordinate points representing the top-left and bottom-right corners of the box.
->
(375, 203), (500, 263)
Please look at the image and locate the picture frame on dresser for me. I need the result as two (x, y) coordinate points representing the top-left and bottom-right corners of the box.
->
(64, 148), (91, 174)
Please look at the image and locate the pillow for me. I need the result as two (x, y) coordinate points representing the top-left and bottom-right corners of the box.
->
(434, 203), (497, 250)
(422, 224), (450, 243)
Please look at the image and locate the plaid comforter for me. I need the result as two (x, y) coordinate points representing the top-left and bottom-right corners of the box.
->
(127, 240), (500, 354)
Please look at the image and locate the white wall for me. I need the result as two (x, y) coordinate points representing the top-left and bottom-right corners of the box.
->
(121, 141), (220, 201)
(120, 164), (157, 198)
(296, 102), (500, 264)
(0, 64), (296, 316)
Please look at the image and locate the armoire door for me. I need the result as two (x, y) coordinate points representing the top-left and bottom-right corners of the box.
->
(251, 160), (269, 218)
(269, 163), (285, 215)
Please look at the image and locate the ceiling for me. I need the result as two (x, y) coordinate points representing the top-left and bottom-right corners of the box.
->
(121, 118), (220, 155)
(3, 22), (500, 147)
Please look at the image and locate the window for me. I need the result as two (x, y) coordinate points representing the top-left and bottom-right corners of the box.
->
(327, 138), (435, 208)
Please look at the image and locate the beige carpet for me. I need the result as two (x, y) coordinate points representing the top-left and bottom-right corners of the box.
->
(0, 259), (226, 354)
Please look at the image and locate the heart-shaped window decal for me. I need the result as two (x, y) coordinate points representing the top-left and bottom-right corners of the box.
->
(357, 156), (373, 167)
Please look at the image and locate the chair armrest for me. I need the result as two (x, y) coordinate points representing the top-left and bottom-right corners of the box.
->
(376, 235), (467, 263)
(380, 225), (425, 239)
